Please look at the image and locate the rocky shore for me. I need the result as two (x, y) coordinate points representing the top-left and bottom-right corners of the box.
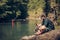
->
(21, 29), (60, 40)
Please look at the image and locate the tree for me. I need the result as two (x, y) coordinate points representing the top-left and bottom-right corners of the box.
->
(44, 0), (51, 16)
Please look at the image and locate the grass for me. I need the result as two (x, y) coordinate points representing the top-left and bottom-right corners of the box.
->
(55, 26), (60, 29)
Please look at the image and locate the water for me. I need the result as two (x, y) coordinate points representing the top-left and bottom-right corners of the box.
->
(0, 20), (36, 40)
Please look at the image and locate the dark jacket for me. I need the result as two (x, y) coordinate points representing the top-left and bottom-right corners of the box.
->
(42, 18), (55, 32)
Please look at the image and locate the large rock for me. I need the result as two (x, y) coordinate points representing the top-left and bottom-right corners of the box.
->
(21, 29), (60, 40)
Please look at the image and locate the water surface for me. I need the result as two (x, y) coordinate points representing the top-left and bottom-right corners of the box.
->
(0, 20), (36, 40)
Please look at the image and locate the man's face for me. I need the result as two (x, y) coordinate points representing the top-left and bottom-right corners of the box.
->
(48, 13), (55, 21)
(49, 16), (54, 21)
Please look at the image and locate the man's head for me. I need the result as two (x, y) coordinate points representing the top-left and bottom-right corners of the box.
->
(41, 14), (46, 20)
(48, 12), (55, 21)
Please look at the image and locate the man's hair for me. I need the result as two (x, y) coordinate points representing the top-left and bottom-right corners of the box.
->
(41, 14), (46, 18)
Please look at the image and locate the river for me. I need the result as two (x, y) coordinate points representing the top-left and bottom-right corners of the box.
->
(0, 19), (37, 40)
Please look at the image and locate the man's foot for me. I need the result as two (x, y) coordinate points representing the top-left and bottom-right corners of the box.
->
(28, 35), (36, 39)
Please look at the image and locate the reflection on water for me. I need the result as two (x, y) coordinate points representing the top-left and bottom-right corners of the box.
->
(0, 20), (36, 40)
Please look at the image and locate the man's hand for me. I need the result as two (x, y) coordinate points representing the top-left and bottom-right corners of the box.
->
(39, 25), (46, 30)
(36, 24), (42, 28)
(35, 30), (42, 35)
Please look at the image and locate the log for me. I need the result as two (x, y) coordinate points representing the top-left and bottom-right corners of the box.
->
(21, 29), (60, 40)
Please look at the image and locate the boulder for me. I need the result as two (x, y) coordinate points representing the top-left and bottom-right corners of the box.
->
(21, 29), (60, 40)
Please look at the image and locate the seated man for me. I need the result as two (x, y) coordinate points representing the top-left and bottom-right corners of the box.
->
(35, 13), (55, 35)
(35, 14), (46, 32)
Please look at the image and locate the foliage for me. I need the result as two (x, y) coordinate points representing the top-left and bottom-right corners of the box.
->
(0, 0), (29, 20)
(0, 0), (59, 21)
(28, 0), (45, 11)
(0, 0), (45, 20)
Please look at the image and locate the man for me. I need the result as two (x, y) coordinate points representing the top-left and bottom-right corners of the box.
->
(35, 12), (55, 35)
(35, 14), (46, 35)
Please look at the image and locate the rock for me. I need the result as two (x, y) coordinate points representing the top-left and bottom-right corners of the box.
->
(21, 29), (60, 40)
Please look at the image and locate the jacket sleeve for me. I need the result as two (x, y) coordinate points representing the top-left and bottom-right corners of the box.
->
(42, 19), (52, 32)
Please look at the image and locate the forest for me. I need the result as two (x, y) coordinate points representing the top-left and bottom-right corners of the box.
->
(0, 0), (60, 40)
(0, 0), (60, 22)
